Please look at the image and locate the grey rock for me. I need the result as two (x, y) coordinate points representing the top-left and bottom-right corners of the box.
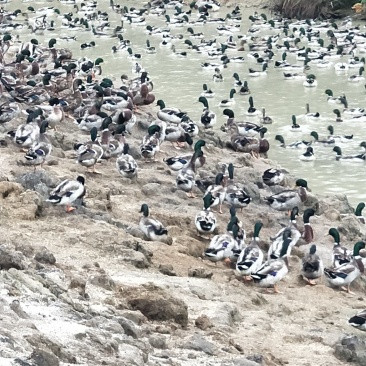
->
(221, 358), (260, 366)
(89, 273), (116, 290)
(182, 333), (216, 355)
(142, 183), (162, 197)
(30, 348), (60, 366)
(34, 248), (56, 265)
(118, 249), (150, 269)
(0, 245), (26, 270)
(116, 317), (141, 339)
(158, 264), (177, 276)
(16, 170), (57, 198)
(118, 310), (147, 325)
(118, 343), (145, 366)
(149, 335), (168, 349)
(205, 303), (241, 328)
(188, 267), (213, 279)
(317, 194), (353, 215)
(334, 335), (366, 365)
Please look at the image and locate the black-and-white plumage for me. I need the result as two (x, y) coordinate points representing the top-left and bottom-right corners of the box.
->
(139, 204), (168, 241)
(47, 176), (86, 212)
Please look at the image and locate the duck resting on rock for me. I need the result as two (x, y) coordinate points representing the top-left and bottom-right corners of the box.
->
(264, 179), (308, 212)
(301, 244), (324, 285)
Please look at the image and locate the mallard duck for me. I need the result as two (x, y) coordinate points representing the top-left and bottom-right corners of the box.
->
(195, 193), (217, 239)
(324, 241), (365, 293)
(339, 96), (366, 117)
(303, 74), (317, 87)
(37, 97), (64, 131)
(0, 102), (20, 123)
(164, 139), (206, 171)
(325, 89), (343, 104)
(262, 168), (285, 186)
(198, 96), (216, 128)
(218, 88), (236, 107)
(181, 119), (199, 137)
(290, 115), (302, 132)
(201, 83), (215, 98)
(248, 62), (267, 77)
(265, 178), (308, 211)
(268, 227), (295, 263)
(269, 207), (302, 259)
(232, 72), (243, 87)
(304, 103), (320, 119)
(47, 176), (86, 212)
(349, 309), (366, 331)
(275, 134), (311, 149)
(236, 221), (264, 280)
(300, 208), (315, 244)
(176, 147), (202, 198)
(355, 202), (365, 224)
(333, 109), (343, 123)
(300, 146), (315, 161)
(327, 125), (353, 142)
(238, 80), (250, 95)
(251, 256), (289, 293)
(116, 143), (138, 179)
(332, 146), (366, 161)
(223, 110), (263, 137)
(156, 99), (186, 124)
(164, 125), (193, 149)
(212, 67), (224, 82)
(7, 111), (41, 150)
(328, 227), (352, 267)
(246, 96), (261, 116)
(203, 173), (229, 214)
(225, 163), (251, 210)
(334, 62), (349, 71)
(310, 131), (334, 145)
(348, 66), (365, 82)
(24, 121), (52, 170)
(74, 127), (104, 173)
(226, 130), (269, 157)
(204, 220), (243, 264)
(139, 204), (168, 241)
(140, 125), (161, 162)
(301, 244), (324, 285)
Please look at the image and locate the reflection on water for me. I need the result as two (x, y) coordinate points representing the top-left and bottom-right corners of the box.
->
(5, 1), (366, 206)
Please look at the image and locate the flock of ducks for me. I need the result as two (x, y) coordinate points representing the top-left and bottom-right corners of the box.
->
(0, 0), (366, 332)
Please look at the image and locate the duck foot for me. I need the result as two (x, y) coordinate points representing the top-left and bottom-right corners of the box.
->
(186, 192), (196, 198)
(243, 276), (252, 281)
(341, 285), (355, 294)
(223, 258), (231, 268)
(302, 275), (317, 285)
(66, 206), (76, 213)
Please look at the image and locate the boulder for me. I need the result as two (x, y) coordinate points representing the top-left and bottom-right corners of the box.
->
(181, 333), (216, 355)
(0, 245), (26, 270)
(334, 335), (366, 365)
(30, 348), (60, 366)
(122, 283), (188, 327)
(34, 248), (56, 265)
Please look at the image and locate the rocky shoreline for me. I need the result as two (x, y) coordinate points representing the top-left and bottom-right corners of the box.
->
(0, 100), (366, 366)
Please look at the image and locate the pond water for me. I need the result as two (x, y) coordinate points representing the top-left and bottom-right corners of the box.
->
(5, 0), (366, 206)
